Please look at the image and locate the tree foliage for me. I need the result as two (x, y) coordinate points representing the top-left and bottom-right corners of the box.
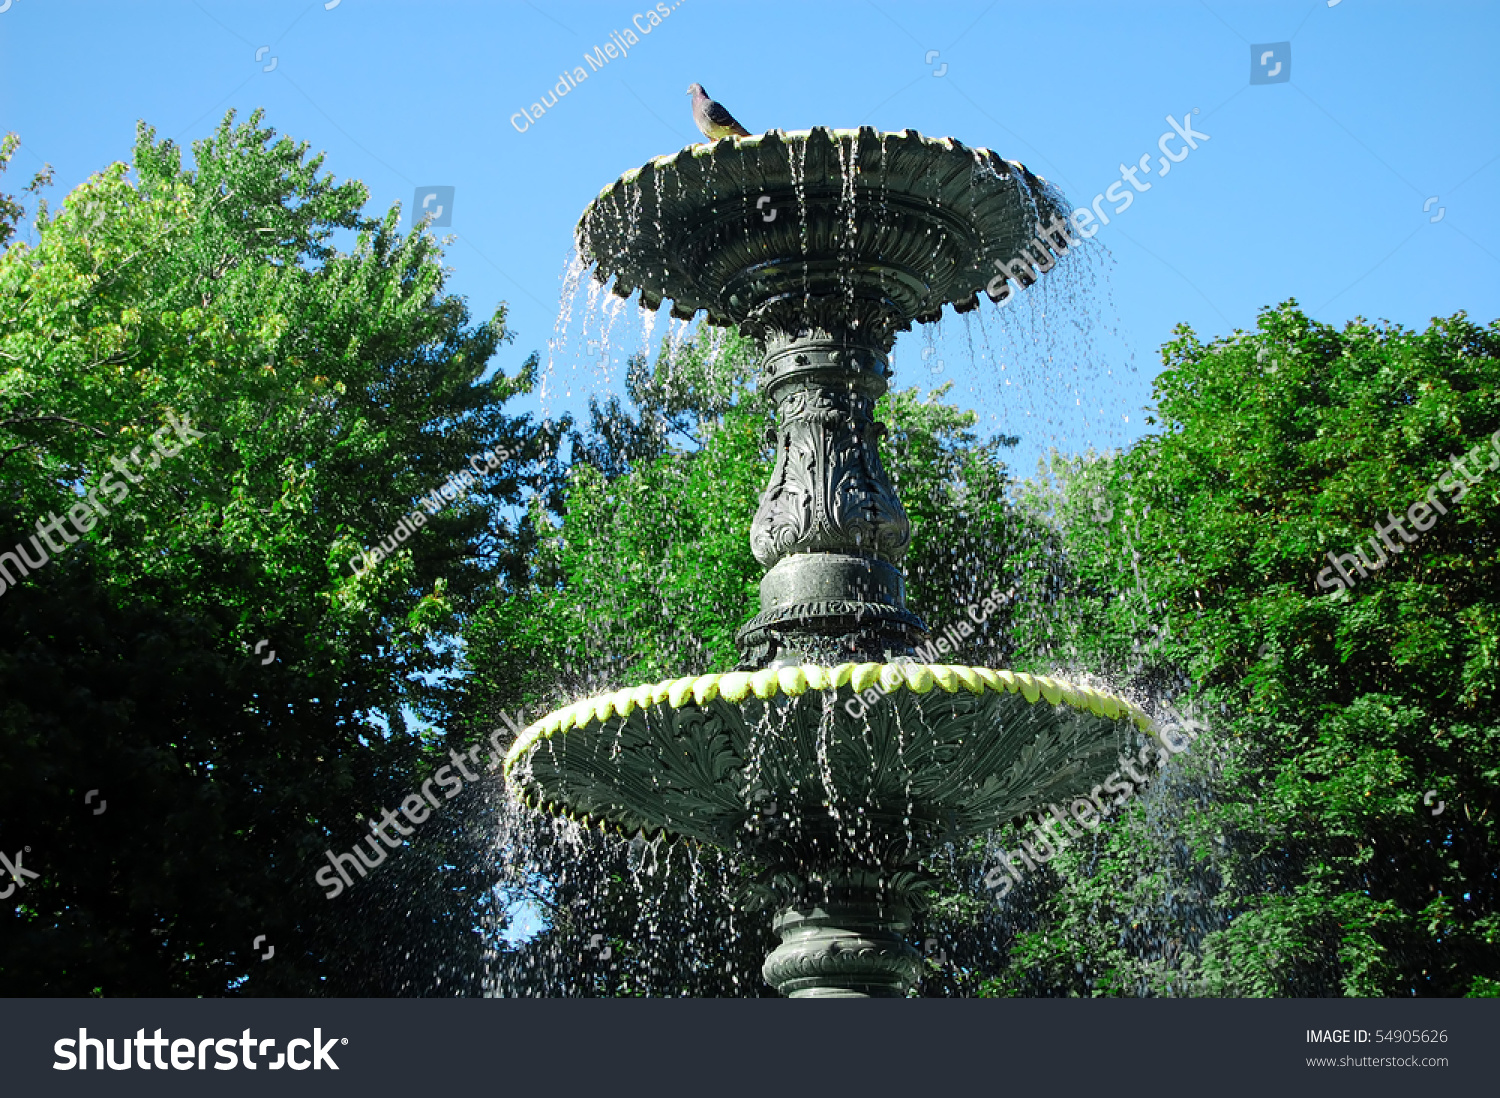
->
(0, 109), (557, 995)
(978, 303), (1500, 997)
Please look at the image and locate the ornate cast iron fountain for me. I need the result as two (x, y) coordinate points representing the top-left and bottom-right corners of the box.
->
(506, 127), (1164, 997)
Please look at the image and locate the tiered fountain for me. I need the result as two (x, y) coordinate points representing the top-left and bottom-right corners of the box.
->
(506, 127), (1163, 997)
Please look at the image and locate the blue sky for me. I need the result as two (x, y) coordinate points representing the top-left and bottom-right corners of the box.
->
(4, 0), (1498, 473)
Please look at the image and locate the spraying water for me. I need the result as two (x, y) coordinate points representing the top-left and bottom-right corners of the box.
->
(461, 128), (1217, 998)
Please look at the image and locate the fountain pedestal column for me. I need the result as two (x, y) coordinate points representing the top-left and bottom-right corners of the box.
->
(736, 327), (928, 669)
(761, 879), (922, 998)
(734, 324), (934, 997)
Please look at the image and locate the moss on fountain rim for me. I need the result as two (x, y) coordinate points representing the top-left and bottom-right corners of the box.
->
(503, 662), (1157, 783)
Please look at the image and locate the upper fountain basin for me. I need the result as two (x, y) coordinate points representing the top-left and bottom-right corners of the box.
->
(576, 127), (1068, 339)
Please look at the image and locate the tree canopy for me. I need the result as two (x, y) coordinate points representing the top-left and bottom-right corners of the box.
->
(0, 110), (560, 995)
(975, 305), (1500, 998)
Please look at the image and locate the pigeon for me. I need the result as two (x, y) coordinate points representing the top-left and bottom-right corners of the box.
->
(688, 83), (751, 141)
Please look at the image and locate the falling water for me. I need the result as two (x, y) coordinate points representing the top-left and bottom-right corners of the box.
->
(439, 129), (1235, 1000)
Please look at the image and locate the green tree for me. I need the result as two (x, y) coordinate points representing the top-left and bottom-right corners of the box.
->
(980, 303), (1500, 998)
(0, 132), (54, 251)
(0, 109), (559, 995)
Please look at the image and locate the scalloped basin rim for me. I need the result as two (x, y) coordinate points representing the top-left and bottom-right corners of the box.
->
(503, 662), (1158, 782)
(588, 127), (1045, 207)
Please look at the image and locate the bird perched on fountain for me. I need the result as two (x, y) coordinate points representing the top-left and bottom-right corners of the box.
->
(688, 83), (751, 141)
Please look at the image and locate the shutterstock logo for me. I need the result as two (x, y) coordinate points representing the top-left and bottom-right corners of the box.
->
(1251, 42), (1291, 84)
(54, 1028), (346, 1071)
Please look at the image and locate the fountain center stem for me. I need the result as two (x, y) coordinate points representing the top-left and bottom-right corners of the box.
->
(737, 324), (928, 669)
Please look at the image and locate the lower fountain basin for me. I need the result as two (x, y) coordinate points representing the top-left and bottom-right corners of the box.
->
(504, 664), (1161, 856)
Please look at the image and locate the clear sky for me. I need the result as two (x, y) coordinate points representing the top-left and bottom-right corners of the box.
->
(4, 0), (1497, 473)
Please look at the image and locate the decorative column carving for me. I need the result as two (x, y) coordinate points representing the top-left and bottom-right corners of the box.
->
(736, 326), (929, 668)
(760, 872), (923, 998)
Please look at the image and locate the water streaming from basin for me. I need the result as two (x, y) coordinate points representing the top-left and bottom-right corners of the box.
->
(468, 128), (1216, 997)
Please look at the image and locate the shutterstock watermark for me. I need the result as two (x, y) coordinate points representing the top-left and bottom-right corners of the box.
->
(982, 709), (1207, 899)
(0, 846), (39, 899)
(1316, 429), (1500, 593)
(986, 111), (1210, 306)
(411, 185), (454, 229)
(54, 1028), (345, 1071)
(0, 409), (205, 600)
(314, 707), (527, 899)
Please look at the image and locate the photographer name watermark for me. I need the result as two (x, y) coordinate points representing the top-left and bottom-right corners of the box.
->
(510, 3), (685, 134)
(349, 443), (511, 577)
(842, 584), (1011, 719)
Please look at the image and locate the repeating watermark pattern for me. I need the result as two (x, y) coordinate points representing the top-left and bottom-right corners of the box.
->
(78, 199), (107, 236)
(1251, 43), (1291, 85)
(983, 711), (1207, 899)
(0, 410), (206, 601)
(254, 639), (276, 665)
(349, 444), (511, 576)
(756, 195), (776, 222)
(254, 46), (278, 73)
(85, 789), (107, 815)
(743, 783), (786, 839)
(411, 186), (454, 229)
(1423, 790), (1446, 816)
(924, 49), (947, 77)
(986, 214), (1077, 306)
(587, 932), (613, 962)
(1424, 196), (1445, 223)
(986, 112), (1209, 307)
(253, 934), (274, 960)
(314, 708), (527, 898)
(510, 3), (686, 134)
(909, 584), (1009, 665)
(1089, 486), (1113, 523)
(1316, 430), (1500, 593)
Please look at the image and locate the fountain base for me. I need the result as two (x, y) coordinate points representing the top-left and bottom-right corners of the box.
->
(762, 879), (922, 998)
